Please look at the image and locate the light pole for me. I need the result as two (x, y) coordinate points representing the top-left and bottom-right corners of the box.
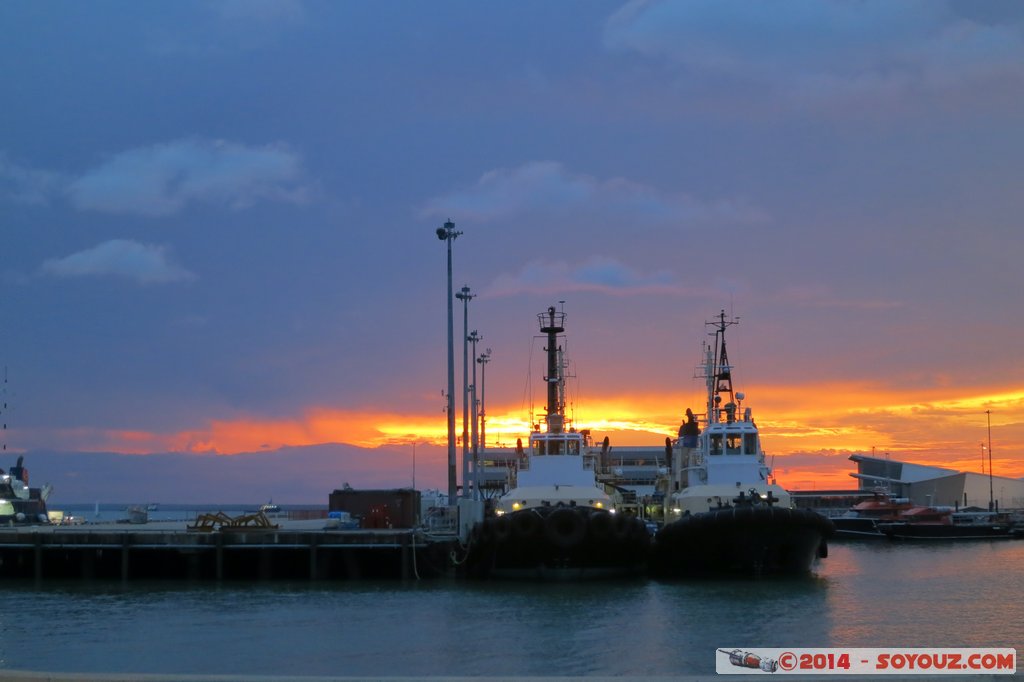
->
(477, 348), (491, 453)
(476, 347), (491, 501)
(986, 409), (994, 511)
(436, 220), (461, 504)
(468, 330), (482, 500)
(455, 286), (475, 499)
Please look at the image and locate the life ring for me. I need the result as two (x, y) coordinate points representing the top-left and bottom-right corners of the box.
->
(544, 508), (587, 549)
(511, 510), (542, 541)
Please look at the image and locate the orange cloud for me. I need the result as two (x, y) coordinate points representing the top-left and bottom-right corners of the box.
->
(24, 381), (1024, 491)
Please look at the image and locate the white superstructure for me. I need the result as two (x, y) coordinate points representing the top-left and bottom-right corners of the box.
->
(665, 312), (790, 521)
(494, 307), (615, 515)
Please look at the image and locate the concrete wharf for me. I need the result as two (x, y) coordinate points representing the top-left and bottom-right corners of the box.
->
(0, 520), (459, 582)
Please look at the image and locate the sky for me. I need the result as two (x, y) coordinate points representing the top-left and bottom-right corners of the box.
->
(2, 0), (1024, 503)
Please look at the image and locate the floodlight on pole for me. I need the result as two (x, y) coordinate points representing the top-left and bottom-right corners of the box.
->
(436, 220), (462, 504)
(987, 409), (994, 511)
(455, 286), (475, 499)
(477, 348), (491, 454)
(468, 330), (482, 501)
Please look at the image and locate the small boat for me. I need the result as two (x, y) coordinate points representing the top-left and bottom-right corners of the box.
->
(650, 312), (834, 578)
(259, 501), (283, 515)
(0, 456), (52, 525)
(832, 490), (916, 539)
(877, 508), (1022, 540)
(464, 306), (649, 580)
(126, 505), (149, 524)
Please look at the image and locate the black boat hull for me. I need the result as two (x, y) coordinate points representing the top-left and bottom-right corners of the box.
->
(832, 517), (887, 539)
(877, 522), (1022, 541)
(651, 507), (834, 578)
(463, 507), (650, 580)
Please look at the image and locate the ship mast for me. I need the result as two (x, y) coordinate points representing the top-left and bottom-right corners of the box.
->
(707, 310), (739, 422)
(539, 306), (566, 434)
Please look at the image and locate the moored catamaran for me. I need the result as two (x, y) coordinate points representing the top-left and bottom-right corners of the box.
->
(650, 311), (834, 577)
(464, 306), (649, 579)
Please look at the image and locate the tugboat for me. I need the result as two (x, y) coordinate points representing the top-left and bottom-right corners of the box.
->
(650, 312), (833, 577)
(464, 306), (649, 579)
(0, 456), (52, 525)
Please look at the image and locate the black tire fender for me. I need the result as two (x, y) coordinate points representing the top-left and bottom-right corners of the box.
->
(544, 508), (587, 548)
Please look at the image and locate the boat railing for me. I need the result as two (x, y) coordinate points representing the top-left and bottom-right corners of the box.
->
(423, 505), (458, 534)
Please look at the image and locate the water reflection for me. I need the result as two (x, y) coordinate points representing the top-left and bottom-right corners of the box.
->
(2, 542), (1021, 676)
(823, 541), (1024, 648)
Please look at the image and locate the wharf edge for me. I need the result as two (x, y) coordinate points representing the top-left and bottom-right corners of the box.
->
(0, 521), (458, 582)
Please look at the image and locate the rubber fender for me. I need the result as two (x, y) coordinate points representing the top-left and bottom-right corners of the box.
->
(544, 507), (588, 548)
(511, 509), (542, 541)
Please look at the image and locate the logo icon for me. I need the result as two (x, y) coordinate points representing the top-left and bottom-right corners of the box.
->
(720, 649), (779, 673)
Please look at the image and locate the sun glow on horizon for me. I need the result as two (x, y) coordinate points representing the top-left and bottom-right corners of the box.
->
(22, 380), (1024, 488)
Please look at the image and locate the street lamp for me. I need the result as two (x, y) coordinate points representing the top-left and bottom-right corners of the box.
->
(476, 347), (491, 501)
(436, 220), (461, 504)
(477, 348), (491, 453)
(468, 330), (482, 501)
(986, 409), (994, 511)
(455, 286), (475, 499)
(412, 441), (418, 490)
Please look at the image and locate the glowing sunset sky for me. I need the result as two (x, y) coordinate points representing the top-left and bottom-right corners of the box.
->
(2, 1), (1023, 500)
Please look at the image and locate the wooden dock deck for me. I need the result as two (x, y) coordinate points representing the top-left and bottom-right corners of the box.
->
(0, 520), (460, 581)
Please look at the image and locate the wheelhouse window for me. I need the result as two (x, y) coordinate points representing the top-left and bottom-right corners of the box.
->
(709, 434), (723, 455)
(744, 433), (758, 454)
(726, 432), (742, 455)
(533, 437), (582, 455)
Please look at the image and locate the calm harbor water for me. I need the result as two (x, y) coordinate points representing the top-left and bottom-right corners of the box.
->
(2, 540), (1021, 678)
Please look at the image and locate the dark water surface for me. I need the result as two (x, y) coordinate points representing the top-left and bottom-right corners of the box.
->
(2, 541), (1021, 677)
